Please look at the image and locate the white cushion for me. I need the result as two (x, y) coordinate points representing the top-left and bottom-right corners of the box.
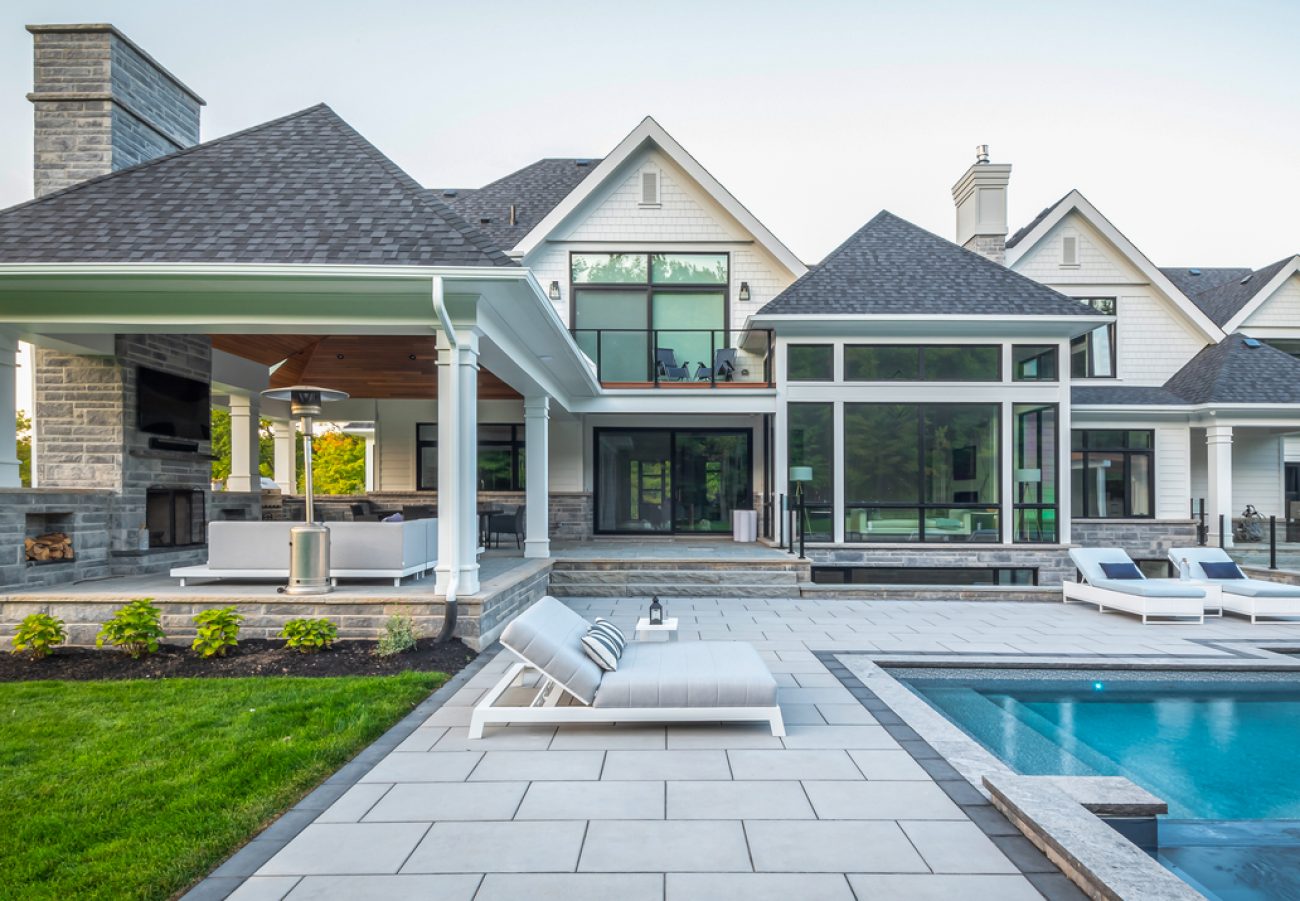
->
(500, 596), (603, 705)
(593, 641), (778, 709)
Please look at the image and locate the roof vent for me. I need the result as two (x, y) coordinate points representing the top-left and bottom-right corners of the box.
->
(1244, 337), (1262, 349)
(575, 159), (590, 166)
(1241, 274), (1253, 285)
(479, 217), (491, 225)
(442, 189), (458, 198)
(975, 144), (990, 164)
(1188, 268), (1201, 276)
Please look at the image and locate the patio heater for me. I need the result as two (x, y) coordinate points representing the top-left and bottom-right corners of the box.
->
(261, 386), (349, 595)
(789, 466), (812, 560)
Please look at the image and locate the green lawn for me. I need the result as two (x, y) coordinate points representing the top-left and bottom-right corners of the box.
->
(0, 672), (445, 900)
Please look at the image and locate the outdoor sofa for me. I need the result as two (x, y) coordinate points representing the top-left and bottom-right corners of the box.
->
(469, 595), (784, 739)
(1168, 547), (1300, 623)
(1064, 548), (1213, 624)
(170, 519), (437, 586)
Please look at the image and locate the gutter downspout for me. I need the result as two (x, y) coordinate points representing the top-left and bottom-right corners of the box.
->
(432, 275), (458, 643)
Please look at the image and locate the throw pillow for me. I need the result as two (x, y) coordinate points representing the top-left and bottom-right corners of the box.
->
(1201, 561), (1246, 580)
(592, 617), (626, 653)
(1099, 561), (1143, 580)
(581, 626), (622, 672)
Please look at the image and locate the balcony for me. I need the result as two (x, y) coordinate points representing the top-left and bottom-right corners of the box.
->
(572, 328), (774, 388)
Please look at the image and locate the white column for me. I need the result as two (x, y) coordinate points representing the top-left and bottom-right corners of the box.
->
(227, 394), (259, 492)
(1207, 424), (1234, 547)
(524, 396), (551, 558)
(0, 332), (19, 487)
(435, 326), (480, 596)
(273, 420), (296, 494)
(364, 435), (376, 492)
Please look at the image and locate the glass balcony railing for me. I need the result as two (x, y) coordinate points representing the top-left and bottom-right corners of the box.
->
(572, 328), (774, 387)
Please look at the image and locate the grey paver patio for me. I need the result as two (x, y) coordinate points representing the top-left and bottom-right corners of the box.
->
(236, 595), (1300, 899)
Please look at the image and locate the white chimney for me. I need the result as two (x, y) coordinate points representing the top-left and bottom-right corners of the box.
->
(951, 145), (1011, 263)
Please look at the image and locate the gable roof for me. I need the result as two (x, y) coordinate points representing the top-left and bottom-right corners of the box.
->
(436, 158), (602, 251)
(510, 116), (806, 276)
(1003, 190), (1223, 342)
(1163, 333), (1300, 405)
(1160, 266), (1253, 300)
(1177, 257), (1298, 329)
(756, 210), (1097, 318)
(0, 104), (511, 267)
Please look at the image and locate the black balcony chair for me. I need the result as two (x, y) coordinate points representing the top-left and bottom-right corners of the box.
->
(655, 348), (691, 381)
(695, 348), (737, 382)
(488, 504), (526, 549)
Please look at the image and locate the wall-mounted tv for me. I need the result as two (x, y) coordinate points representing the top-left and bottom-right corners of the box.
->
(137, 366), (211, 442)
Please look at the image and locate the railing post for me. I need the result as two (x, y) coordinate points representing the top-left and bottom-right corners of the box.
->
(1219, 513), (1226, 548)
(778, 493), (785, 548)
(1270, 515), (1278, 569)
(652, 328), (659, 387)
(1197, 498), (1207, 546)
(710, 330), (717, 386)
(596, 331), (603, 382)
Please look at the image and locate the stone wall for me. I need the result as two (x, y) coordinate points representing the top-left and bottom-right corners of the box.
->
(1071, 520), (1199, 563)
(0, 489), (113, 589)
(808, 546), (1076, 587)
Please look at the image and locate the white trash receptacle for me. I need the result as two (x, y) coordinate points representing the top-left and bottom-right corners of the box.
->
(732, 509), (758, 543)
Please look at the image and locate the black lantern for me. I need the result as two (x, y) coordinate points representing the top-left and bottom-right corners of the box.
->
(648, 595), (664, 625)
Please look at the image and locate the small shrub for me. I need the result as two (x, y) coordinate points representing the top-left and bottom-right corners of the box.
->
(11, 612), (67, 659)
(374, 615), (419, 658)
(96, 598), (166, 659)
(191, 606), (243, 658)
(280, 617), (338, 654)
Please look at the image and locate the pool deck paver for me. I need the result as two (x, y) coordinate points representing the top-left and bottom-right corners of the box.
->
(235, 597), (1300, 900)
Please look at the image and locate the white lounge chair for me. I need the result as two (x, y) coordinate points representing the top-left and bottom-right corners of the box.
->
(1064, 548), (1211, 624)
(1168, 547), (1300, 623)
(470, 596), (785, 739)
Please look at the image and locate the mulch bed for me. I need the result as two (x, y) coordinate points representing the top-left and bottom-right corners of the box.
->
(0, 638), (477, 683)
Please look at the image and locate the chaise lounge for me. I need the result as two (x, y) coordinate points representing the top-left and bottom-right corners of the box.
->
(1168, 547), (1300, 623)
(1064, 548), (1213, 624)
(470, 596), (784, 739)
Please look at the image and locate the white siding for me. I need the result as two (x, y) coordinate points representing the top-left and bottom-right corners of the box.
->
(1242, 273), (1300, 329)
(1285, 435), (1300, 464)
(549, 417), (584, 491)
(1154, 425), (1191, 520)
(1190, 430), (1207, 507)
(1013, 215), (1142, 285)
(375, 399), (434, 491)
(1233, 431), (1284, 518)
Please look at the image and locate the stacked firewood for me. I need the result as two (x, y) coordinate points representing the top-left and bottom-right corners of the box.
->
(25, 532), (74, 562)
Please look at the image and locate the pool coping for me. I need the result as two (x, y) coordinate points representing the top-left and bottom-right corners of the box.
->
(817, 650), (1235, 901)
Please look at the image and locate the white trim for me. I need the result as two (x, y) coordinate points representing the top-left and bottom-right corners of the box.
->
(1223, 256), (1300, 333)
(512, 117), (807, 278)
(1004, 190), (1224, 342)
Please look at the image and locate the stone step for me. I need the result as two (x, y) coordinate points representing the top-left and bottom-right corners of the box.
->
(800, 584), (1059, 602)
(549, 582), (804, 599)
(547, 568), (803, 587)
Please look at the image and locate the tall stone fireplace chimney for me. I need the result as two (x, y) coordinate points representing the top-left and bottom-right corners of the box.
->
(28, 23), (204, 197)
(951, 144), (1011, 264)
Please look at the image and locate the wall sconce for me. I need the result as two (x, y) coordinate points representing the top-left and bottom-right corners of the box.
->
(548, 281), (561, 301)
(738, 282), (751, 303)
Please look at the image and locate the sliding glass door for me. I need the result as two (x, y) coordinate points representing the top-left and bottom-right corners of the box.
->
(595, 428), (752, 534)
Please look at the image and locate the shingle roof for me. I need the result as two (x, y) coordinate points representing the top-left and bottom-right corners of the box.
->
(0, 104), (512, 267)
(1163, 333), (1300, 405)
(437, 158), (602, 250)
(1172, 258), (1294, 327)
(1004, 193), (1070, 250)
(757, 210), (1096, 318)
(1071, 386), (1189, 406)
(1160, 266), (1253, 300)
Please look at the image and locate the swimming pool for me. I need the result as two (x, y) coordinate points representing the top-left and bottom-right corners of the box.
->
(895, 668), (1300, 899)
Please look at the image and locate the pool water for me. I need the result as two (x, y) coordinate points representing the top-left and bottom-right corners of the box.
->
(897, 669), (1300, 900)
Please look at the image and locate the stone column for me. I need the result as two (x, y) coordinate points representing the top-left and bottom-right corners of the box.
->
(273, 421), (296, 494)
(226, 394), (259, 492)
(435, 326), (480, 596)
(1207, 424), (1234, 547)
(524, 396), (551, 559)
(0, 332), (20, 487)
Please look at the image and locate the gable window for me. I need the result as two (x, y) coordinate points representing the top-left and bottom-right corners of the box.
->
(1070, 298), (1116, 378)
(416, 423), (526, 491)
(571, 252), (728, 383)
(1071, 429), (1152, 518)
(843, 345), (1000, 381)
(1061, 235), (1079, 267)
(787, 345), (833, 381)
(1012, 345), (1059, 381)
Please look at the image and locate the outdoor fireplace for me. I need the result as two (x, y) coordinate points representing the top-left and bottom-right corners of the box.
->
(146, 488), (206, 548)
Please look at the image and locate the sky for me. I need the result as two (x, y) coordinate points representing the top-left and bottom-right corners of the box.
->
(0, 0), (1298, 271)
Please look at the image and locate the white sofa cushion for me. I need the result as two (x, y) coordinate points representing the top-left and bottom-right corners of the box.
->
(593, 641), (778, 709)
(500, 596), (603, 705)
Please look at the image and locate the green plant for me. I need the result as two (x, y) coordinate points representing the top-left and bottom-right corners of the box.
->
(191, 607), (243, 658)
(11, 612), (67, 659)
(279, 618), (338, 653)
(96, 598), (165, 659)
(374, 615), (419, 658)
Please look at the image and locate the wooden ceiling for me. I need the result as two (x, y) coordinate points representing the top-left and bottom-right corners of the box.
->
(210, 334), (520, 400)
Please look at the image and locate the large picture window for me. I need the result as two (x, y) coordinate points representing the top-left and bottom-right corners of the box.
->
(571, 252), (728, 383)
(1071, 429), (1153, 518)
(843, 403), (1000, 543)
(416, 423), (525, 492)
(1013, 405), (1058, 542)
(1070, 298), (1117, 378)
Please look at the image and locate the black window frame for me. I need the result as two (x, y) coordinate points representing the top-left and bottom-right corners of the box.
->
(1012, 345), (1059, 382)
(1013, 403), (1059, 544)
(415, 423), (526, 492)
(1071, 428), (1154, 519)
(843, 344), (1002, 382)
(786, 344), (835, 382)
(1070, 298), (1118, 379)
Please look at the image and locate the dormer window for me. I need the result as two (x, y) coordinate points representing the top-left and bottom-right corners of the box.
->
(639, 170), (660, 207)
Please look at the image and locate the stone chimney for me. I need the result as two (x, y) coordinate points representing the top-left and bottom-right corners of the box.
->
(27, 23), (204, 197)
(951, 144), (1011, 264)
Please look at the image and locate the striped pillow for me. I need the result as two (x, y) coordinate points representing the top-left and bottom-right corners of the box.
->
(580, 618), (627, 672)
(593, 618), (626, 653)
